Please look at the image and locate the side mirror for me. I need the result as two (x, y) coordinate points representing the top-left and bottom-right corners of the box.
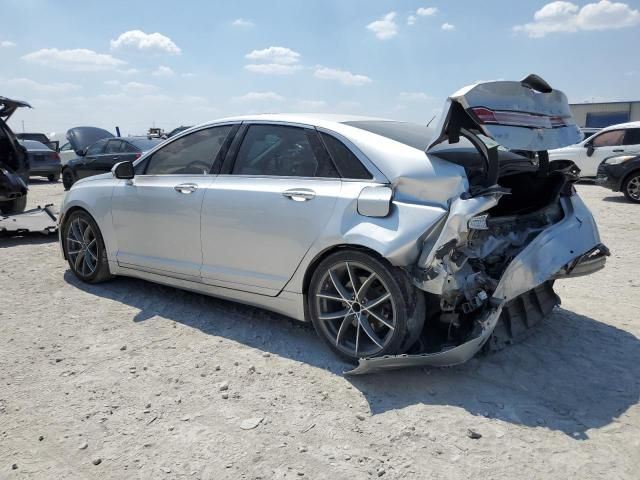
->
(113, 161), (135, 180)
(586, 144), (595, 157)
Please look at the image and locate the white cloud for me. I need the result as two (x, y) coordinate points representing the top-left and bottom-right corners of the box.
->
(245, 46), (300, 65)
(231, 91), (285, 103)
(3, 78), (81, 93)
(367, 12), (398, 40)
(110, 30), (181, 54)
(122, 82), (159, 94)
(181, 72), (195, 78)
(295, 99), (327, 110)
(417, 7), (438, 16)
(22, 48), (126, 71)
(1, 40), (16, 48)
(116, 68), (140, 75)
(398, 91), (432, 102)
(232, 18), (254, 27)
(104, 80), (120, 86)
(244, 63), (302, 75)
(441, 22), (456, 31)
(407, 15), (417, 26)
(514, 1), (640, 37)
(313, 66), (372, 86)
(152, 65), (174, 77)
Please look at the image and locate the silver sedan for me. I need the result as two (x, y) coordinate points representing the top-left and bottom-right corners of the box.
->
(59, 76), (608, 373)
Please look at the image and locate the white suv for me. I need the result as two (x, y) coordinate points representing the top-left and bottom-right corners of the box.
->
(549, 121), (640, 178)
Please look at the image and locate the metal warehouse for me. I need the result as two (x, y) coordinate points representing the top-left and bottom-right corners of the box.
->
(570, 101), (640, 128)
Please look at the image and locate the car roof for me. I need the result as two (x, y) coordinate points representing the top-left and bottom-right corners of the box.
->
(601, 121), (640, 131)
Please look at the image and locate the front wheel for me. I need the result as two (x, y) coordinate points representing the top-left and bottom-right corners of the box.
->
(308, 250), (425, 363)
(62, 210), (113, 283)
(62, 169), (75, 190)
(622, 172), (640, 203)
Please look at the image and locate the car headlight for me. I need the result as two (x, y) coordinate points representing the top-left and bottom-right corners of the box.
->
(604, 155), (636, 165)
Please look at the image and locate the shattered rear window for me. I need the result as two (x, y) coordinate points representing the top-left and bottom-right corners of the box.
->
(343, 120), (434, 150)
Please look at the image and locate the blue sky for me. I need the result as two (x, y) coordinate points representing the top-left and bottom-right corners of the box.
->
(1, 0), (639, 136)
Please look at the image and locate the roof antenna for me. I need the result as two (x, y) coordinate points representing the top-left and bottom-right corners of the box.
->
(115, 126), (121, 137)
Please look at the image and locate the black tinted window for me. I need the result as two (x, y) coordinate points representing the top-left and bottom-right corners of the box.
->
(624, 128), (640, 145)
(122, 142), (139, 153)
(86, 139), (108, 156)
(104, 140), (122, 153)
(145, 126), (232, 175)
(320, 132), (372, 179)
(232, 125), (338, 178)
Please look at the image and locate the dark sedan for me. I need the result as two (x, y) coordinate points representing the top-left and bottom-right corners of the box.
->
(19, 140), (62, 182)
(62, 137), (163, 190)
(596, 154), (640, 203)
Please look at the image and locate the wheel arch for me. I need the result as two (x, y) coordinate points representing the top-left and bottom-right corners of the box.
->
(621, 167), (640, 191)
(60, 206), (101, 260)
(300, 243), (387, 322)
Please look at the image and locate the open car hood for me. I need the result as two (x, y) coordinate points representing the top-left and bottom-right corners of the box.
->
(66, 126), (114, 154)
(0, 96), (32, 121)
(427, 74), (582, 152)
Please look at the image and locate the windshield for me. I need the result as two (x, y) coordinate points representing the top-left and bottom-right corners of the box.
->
(19, 139), (51, 150)
(343, 120), (435, 150)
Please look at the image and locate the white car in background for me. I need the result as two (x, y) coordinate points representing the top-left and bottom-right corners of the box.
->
(549, 121), (640, 178)
(58, 141), (77, 165)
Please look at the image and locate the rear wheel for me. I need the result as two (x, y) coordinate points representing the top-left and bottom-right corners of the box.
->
(0, 195), (27, 214)
(62, 169), (75, 190)
(308, 250), (425, 363)
(622, 172), (640, 203)
(62, 210), (113, 283)
(48, 173), (60, 182)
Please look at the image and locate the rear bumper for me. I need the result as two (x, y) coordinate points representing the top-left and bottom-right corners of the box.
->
(30, 165), (62, 176)
(348, 193), (606, 375)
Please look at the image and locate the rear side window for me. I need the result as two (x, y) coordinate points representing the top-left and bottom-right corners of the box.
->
(319, 132), (372, 180)
(592, 130), (625, 147)
(624, 128), (640, 145)
(104, 140), (122, 153)
(232, 125), (338, 178)
(86, 139), (108, 156)
(145, 125), (232, 175)
(122, 142), (139, 153)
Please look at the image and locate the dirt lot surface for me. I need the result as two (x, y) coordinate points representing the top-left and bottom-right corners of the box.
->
(1, 180), (639, 479)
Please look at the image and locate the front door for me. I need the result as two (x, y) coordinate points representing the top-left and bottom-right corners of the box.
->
(200, 123), (342, 295)
(110, 125), (235, 280)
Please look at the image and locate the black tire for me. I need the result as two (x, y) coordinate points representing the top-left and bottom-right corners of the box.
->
(307, 249), (425, 363)
(62, 210), (113, 283)
(62, 169), (75, 191)
(622, 172), (640, 203)
(48, 173), (60, 182)
(0, 195), (27, 214)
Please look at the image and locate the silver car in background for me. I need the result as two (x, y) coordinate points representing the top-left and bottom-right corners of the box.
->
(59, 75), (608, 373)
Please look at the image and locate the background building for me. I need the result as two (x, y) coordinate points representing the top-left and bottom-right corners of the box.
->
(570, 101), (640, 128)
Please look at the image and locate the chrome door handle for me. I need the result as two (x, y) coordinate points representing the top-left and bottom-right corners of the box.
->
(174, 183), (198, 194)
(282, 188), (315, 201)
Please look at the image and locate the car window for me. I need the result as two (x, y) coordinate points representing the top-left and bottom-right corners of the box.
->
(144, 125), (232, 175)
(591, 130), (625, 147)
(122, 141), (139, 153)
(60, 142), (72, 151)
(86, 139), (108, 156)
(319, 132), (372, 180)
(104, 140), (122, 154)
(623, 128), (640, 145)
(232, 125), (338, 178)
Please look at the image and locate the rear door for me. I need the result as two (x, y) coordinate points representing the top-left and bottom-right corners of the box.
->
(199, 123), (342, 295)
(110, 125), (235, 279)
(89, 139), (123, 175)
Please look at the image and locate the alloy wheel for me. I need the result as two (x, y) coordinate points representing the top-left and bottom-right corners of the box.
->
(626, 175), (640, 201)
(313, 261), (397, 358)
(66, 217), (99, 277)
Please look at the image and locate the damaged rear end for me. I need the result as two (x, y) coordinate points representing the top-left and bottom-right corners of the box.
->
(349, 75), (608, 374)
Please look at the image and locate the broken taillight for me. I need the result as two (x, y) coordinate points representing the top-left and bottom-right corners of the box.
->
(470, 107), (572, 129)
(48, 152), (61, 162)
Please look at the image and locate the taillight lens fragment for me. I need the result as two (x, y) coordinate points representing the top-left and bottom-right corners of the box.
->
(470, 107), (572, 129)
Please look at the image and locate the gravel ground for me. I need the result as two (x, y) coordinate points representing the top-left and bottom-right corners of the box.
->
(1, 180), (639, 479)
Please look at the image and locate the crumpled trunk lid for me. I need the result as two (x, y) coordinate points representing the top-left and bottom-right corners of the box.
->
(66, 127), (114, 155)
